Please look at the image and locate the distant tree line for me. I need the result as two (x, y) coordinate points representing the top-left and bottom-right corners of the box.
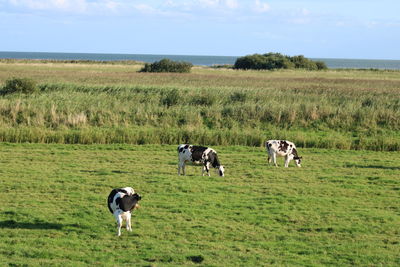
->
(234, 53), (328, 70)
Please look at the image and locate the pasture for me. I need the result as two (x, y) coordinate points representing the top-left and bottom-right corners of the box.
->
(0, 143), (399, 266)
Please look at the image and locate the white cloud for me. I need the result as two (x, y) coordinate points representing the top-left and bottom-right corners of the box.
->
(5, 0), (130, 14)
(225, 0), (238, 9)
(198, 0), (238, 10)
(2, 0), (269, 17)
(253, 0), (270, 13)
(134, 3), (157, 14)
(9, 0), (88, 12)
(301, 8), (310, 16)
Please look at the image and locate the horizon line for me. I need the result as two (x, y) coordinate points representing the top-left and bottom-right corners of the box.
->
(1, 50), (400, 61)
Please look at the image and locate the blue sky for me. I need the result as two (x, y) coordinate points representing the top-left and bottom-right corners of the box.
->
(1, 0), (399, 59)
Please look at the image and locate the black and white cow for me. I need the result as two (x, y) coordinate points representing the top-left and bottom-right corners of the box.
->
(107, 187), (142, 236)
(178, 144), (225, 176)
(266, 140), (302, 167)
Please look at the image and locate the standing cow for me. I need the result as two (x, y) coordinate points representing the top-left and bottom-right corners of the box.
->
(178, 144), (225, 176)
(266, 140), (302, 167)
(107, 187), (142, 236)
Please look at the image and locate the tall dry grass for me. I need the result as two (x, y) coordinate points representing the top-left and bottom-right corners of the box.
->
(0, 62), (399, 150)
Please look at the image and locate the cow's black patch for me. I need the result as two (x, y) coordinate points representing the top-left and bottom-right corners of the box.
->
(292, 148), (299, 158)
(116, 193), (142, 212)
(207, 151), (220, 168)
(116, 188), (129, 194)
(178, 145), (189, 153)
(108, 189), (139, 213)
(190, 146), (208, 162)
(107, 189), (119, 213)
(292, 148), (302, 164)
(279, 141), (289, 152)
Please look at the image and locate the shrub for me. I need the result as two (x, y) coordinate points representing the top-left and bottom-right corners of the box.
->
(161, 89), (180, 107)
(315, 61), (328, 70)
(234, 53), (328, 71)
(139, 59), (192, 73)
(234, 53), (293, 70)
(210, 64), (234, 69)
(229, 91), (247, 102)
(291, 55), (318, 70)
(2, 77), (38, 95)
(190, 95), (215, 106)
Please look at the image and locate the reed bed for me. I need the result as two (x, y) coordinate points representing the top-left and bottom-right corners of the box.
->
(0, 62), (399, 150)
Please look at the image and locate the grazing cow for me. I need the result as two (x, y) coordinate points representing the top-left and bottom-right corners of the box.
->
(266, 140), (302, 167)
(107, 187), (142, 236)
(178, 144), (225, 176)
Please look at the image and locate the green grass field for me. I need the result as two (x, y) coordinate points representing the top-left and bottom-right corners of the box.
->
(0, 143), (399, 266)
(0, 61), (399, 266)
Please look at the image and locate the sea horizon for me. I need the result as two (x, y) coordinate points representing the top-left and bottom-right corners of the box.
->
(1, 51), (400, 69)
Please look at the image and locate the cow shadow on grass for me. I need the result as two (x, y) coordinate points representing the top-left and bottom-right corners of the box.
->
(80, 169), (130, 175)
(345, 163), (400, 170)
(0, 219), (83, 231)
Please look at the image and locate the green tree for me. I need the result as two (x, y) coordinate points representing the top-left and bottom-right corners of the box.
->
(139, 59), (193, 73)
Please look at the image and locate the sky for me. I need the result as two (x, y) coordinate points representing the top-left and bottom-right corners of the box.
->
(1, 0), (399, 59)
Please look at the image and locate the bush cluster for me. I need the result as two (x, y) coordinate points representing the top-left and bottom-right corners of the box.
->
(140, 59), (193, 73)
(234, 53), (328, 70)
(1, 77), (38, 95)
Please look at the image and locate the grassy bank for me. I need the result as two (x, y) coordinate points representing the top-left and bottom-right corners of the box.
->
(0, 62), (399, 150)
(0, 58), (142, 65)
(0, 143), (399, 266)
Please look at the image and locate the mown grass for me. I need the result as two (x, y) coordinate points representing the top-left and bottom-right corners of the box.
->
(0, 143), (399, 266)
(0, 61), (399, 150)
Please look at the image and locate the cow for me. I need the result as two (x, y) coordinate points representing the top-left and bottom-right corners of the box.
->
(177, 144), (225, 177)
(107, 187), (142, 236)
(266, 140), (302, 167)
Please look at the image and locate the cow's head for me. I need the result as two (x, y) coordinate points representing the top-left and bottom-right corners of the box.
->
(133, 193), (142, 201)
(217, 165), (225, 177)
(133, 193), (142, 209)
(294, 156), (302, 167)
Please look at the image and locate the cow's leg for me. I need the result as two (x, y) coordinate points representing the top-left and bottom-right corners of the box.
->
(115, 213), (123, 236)
(205, 162), (210, 176)
(272, 153), (278, 167)
(178, 162), (182, 175)
(178, 162), (185, 176)
(182, 163), (186, 176)
(201, 162), (210, 176)
(284, 155), (290, 167)
(126, 213), (132, 231)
